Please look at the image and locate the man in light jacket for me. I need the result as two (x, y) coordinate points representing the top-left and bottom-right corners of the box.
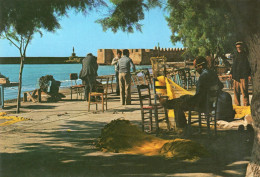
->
(116, 49), (136, 105)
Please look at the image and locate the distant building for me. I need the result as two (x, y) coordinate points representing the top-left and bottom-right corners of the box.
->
(97, 47), (186, 65)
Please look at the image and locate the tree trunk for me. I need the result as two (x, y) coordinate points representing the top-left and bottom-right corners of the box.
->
(245, 34), (260, 176)
(16, 56), (24, 113)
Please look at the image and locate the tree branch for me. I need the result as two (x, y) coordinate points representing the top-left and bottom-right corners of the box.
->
(23, 32), (32, 57)
(4, 34), (20, 50)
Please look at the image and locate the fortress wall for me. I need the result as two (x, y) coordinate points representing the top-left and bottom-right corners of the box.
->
(96, 47), (186, 65)
(97, 49), (105, 64)
(129, 49), (142, 64)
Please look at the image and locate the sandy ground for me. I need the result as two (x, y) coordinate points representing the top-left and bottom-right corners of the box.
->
(0, 87), (253, 177)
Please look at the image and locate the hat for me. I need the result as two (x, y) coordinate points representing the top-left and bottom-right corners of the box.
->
(235, 41), (243, 46)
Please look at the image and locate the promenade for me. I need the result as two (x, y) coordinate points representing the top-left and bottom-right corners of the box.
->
(0, 88), (253, 177)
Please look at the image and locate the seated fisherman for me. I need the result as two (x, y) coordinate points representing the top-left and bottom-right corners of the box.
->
(160, 56), (224, 128)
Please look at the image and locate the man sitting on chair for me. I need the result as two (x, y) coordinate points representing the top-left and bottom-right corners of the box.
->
(160, 56), (223, 128)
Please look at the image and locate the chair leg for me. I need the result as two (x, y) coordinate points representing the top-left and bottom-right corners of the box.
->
(214, 114), (217, 136)
(188, 110), (192, 135)
(105, 94), (108, 110)
(206, 114), (211, 136)
(88, 93), (91, 111)
(154, 107), (159, 132)
(102, 95), (104, 112)
(199, 112), (202, 133)
(164, 108), (170, 131)
(149, 110), (153, 132)
(70, 88), (72, 100)
(141, 112), (145, 132)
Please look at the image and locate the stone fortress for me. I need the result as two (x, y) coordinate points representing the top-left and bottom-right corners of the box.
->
(97, 46), (186, 65)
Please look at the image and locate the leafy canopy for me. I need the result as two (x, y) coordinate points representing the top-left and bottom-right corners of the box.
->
(0, 0), (106, 35)
(166, 0), (237, 57)
(97, 0), (161, 33)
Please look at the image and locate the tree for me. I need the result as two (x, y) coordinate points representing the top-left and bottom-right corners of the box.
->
(166, 0), (237, 58)
(0, 28), (39, 113)
(99, 0), (260, 175)
(0, 0), (105, 113)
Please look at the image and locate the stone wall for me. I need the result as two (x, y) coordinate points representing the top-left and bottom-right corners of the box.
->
(97, 47), (186, 65)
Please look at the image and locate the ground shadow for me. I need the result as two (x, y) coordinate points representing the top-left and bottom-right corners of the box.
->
(0, 119), (253, 177)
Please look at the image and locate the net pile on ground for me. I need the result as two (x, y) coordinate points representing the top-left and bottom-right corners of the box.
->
(0, 112), (29, 126)
(96, 119), (208, 160)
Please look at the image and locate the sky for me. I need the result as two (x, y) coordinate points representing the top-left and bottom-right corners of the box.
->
(0, 6), (183, 57)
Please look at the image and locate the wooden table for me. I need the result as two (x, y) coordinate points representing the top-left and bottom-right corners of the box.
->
(0, 82), (19, 109)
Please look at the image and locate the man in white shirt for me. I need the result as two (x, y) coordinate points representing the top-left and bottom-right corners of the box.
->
(111, 50), (122, 95)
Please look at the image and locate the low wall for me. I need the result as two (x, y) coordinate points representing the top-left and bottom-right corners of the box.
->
(0, 57), (84, 64)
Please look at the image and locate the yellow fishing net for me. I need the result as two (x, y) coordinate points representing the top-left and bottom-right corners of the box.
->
(155, 76), (252, 120)
(155, 76), (193, 118)
(97, 119), (208, 160)
(233, 105), (251, 119)
(0, 112), (28, 126)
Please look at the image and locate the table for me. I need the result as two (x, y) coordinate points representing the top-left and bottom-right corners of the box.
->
(0, 82), (19, 109)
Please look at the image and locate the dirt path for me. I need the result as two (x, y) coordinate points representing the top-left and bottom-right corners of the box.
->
(0, 92), (253, 177)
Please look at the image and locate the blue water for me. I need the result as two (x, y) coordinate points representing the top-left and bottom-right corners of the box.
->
(0, 64), (151, 100)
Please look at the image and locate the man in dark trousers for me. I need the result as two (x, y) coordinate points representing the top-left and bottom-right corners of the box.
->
(160, 56), (223, 128)
(116, 49), (136, 105)
(230, 41), (251, 106)
(79, 53), (98, 101)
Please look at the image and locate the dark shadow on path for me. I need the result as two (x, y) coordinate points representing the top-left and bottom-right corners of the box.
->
(0, 119), (253, 177)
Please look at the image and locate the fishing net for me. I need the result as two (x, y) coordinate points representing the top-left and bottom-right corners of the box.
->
(0, 112), (29, 126)
(97, 119), (208, 160)
(155, 76), (193, 118)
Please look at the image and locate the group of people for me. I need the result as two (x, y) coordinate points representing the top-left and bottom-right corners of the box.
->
(160, 41), (251, 128)
(79, 41), (251, 128)
(79, 49), (136, 105)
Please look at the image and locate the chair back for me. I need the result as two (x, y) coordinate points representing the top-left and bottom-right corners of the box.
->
(137, 84), (152, 108)
(70, 73), (78, 85)
(96, 76), (109, 93)
(153, 78), (167, 104)
(142, 68), (153, 89)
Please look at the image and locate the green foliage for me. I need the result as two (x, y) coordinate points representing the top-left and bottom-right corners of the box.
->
(97, 0), (161, 33)
(0, 0), (105, 35)
(166, 0), (237, 57)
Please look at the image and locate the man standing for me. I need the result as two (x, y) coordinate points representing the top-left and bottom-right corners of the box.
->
(111, 50), (122, 95)
(230, 41), (251, 106)
(160, 56), (223, 128)
(116, 49), (136, 105)
(79, 53), (98, 101)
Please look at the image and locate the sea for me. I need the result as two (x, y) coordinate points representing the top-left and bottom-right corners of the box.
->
(0, 64), (151, 100)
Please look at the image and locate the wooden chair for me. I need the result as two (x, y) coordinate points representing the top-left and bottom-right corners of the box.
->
(88, 76), (109, 112)
(70, 73), (85, 100)
(141, 68), (153, 89)
(152, 78), (171, 131)
(187, 84), (220, 136)
(137, 84), (156, 132)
